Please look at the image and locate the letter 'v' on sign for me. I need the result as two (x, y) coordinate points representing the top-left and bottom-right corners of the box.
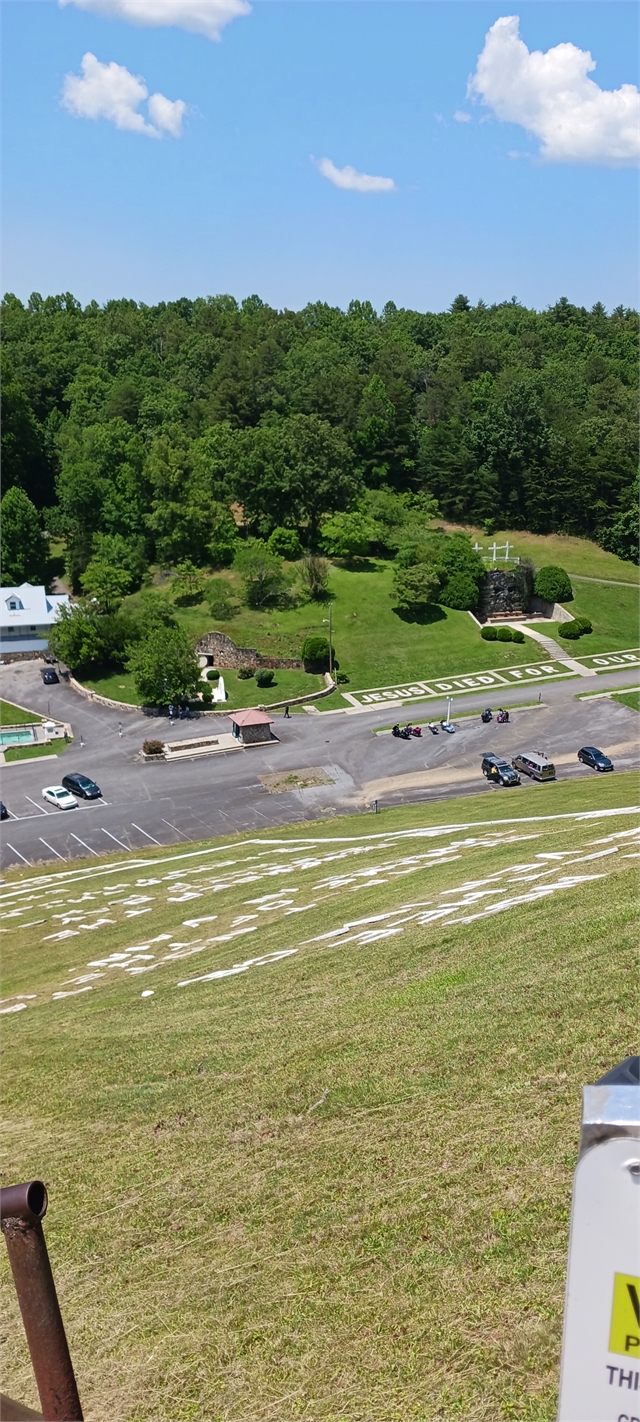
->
(609, 1274), (640, 1357)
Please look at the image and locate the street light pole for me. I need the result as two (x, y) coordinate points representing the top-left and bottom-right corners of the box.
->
(322, 607), (333, 677)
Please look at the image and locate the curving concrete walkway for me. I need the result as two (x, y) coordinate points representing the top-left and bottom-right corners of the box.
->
(509, 622), (596, 676)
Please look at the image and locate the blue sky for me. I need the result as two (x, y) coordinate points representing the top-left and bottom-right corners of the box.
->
(2, 1), (638, 312)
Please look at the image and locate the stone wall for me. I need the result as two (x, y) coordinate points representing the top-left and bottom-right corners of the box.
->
(478, 570), (526, 622)
(196, 631), (303, 671)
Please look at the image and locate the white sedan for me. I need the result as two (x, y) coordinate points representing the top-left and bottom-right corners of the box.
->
(42, 785), (77, 810)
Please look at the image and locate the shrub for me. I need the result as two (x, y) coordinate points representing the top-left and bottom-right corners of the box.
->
(392, 564), (441, 615)
(559, 617), (592, 639)
(497, 626), (513, 641)
(267, 527), (303, 560)
(511, 629), (526, 643)
(201, 682), (213, 705)
(172, 559), (206, 606)
(237, 666), (255, 679)
(481, 626), (497, 641)
(298, 555), (330, 601)
(302, 635), (331, 670)
(320, 510), (376, 559)
(336, 671), (349, 684)
(208, 579), (236, 621)
(233, 540), (287, 608)
(206, 668), (220, 681)
(534, 565), (573, 603)
(439, 572), (479, 611)
(256, 669), (275, 688)
(143, 739), (164, 756)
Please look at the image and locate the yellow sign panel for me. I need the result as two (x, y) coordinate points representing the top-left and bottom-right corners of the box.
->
(609, 1274), (640, 1358)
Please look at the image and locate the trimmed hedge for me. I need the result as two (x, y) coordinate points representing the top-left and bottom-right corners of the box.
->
(558, 617), (593, 640)
(256, 669), (275, 687)
(481, 626), (497, 640)
(534, 565), (573, 603)
(237, 666), (255, 680)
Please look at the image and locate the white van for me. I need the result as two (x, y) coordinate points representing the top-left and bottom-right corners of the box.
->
(512, 751), (556, 782)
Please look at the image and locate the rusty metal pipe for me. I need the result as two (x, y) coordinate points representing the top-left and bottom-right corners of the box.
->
(0, 1182), (83, 1422)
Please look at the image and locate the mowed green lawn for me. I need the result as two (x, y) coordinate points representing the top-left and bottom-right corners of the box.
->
(613, 690), (640, 712)
(2, 773), (638, 1422)
(101, 562), (547, 711)
(440, 524), (639, 584)
(0, 698), (42, 725)
(525, 580), (640, 656)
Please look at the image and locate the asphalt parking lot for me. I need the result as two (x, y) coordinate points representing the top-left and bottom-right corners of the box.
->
(1, 659), (638, 871)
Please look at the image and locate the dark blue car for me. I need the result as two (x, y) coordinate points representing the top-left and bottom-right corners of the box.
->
(578, 746), (614, 772)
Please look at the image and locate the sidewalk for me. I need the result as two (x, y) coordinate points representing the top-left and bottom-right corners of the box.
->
(510, 623), (596, 677)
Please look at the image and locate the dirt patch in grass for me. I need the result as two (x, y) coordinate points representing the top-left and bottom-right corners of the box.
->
(259, 766), (335, 792)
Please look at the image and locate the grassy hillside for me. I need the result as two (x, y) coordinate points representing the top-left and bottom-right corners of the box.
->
(525, 580), (639, 655)
(87, 561), (548, 709)
(2, 773), (638, 1421)
(439, 525), (639, 583)
(0, 698), (42, 725)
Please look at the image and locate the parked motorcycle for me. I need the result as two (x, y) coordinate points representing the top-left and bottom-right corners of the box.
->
(411, 725), (422, 738)
(496, 708), (510, 724)
(481, 708), (493, 724)
(427, 722), (439, 735)
(392, 724), (402, 738)
(441, 720), (456, 734)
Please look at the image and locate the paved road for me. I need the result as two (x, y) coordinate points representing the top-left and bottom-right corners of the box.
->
(1, 660), (638, 871)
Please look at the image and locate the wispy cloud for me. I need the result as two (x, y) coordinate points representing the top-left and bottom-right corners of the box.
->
(62, 53), (186, 138)
(316, 158), (395, 193)
(59, 0), (250, 43)
(453, 110), (471, 124)
(468, 15), (640, 165)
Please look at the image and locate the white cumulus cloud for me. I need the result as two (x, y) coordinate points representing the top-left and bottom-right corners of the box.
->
(62, 52), (186, 137)
(59, 0), (250, 42)
(316, 158), (395, 193)
(468, 15), (640, 165)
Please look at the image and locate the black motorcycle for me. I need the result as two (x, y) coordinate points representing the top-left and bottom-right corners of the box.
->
(481, 708), (492, 724)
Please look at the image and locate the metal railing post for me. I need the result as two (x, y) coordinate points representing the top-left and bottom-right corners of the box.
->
(0, 1181), (83, 1422)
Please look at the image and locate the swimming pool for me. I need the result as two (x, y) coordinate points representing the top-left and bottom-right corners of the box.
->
(0, 728), (36, 746)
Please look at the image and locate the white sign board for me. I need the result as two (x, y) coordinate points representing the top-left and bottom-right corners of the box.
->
(558, 1136), (640, 1421)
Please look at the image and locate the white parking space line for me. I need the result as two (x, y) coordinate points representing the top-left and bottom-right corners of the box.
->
(70, 833), (98, 856)
(101, 828), (130, 851)
(25, 795), (48, 815)
(131, 823), (162, 845)
(39, 838), (65, 860)
(5, 843), (30, 865)
(161, 818), (189, 841)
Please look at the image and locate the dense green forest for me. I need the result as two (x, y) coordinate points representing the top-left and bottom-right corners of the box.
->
(1, 289), (638, 592)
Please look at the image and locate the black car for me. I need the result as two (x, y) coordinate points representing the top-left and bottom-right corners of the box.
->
(0, 802), (8, 820)
(578, 746), (614, 772)
(41, 667), (59, 684)
(481, 753), (521, 787)
(61, 772), (102, 800)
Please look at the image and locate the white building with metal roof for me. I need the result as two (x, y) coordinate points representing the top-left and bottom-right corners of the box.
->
(0, 583), (71, 655)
